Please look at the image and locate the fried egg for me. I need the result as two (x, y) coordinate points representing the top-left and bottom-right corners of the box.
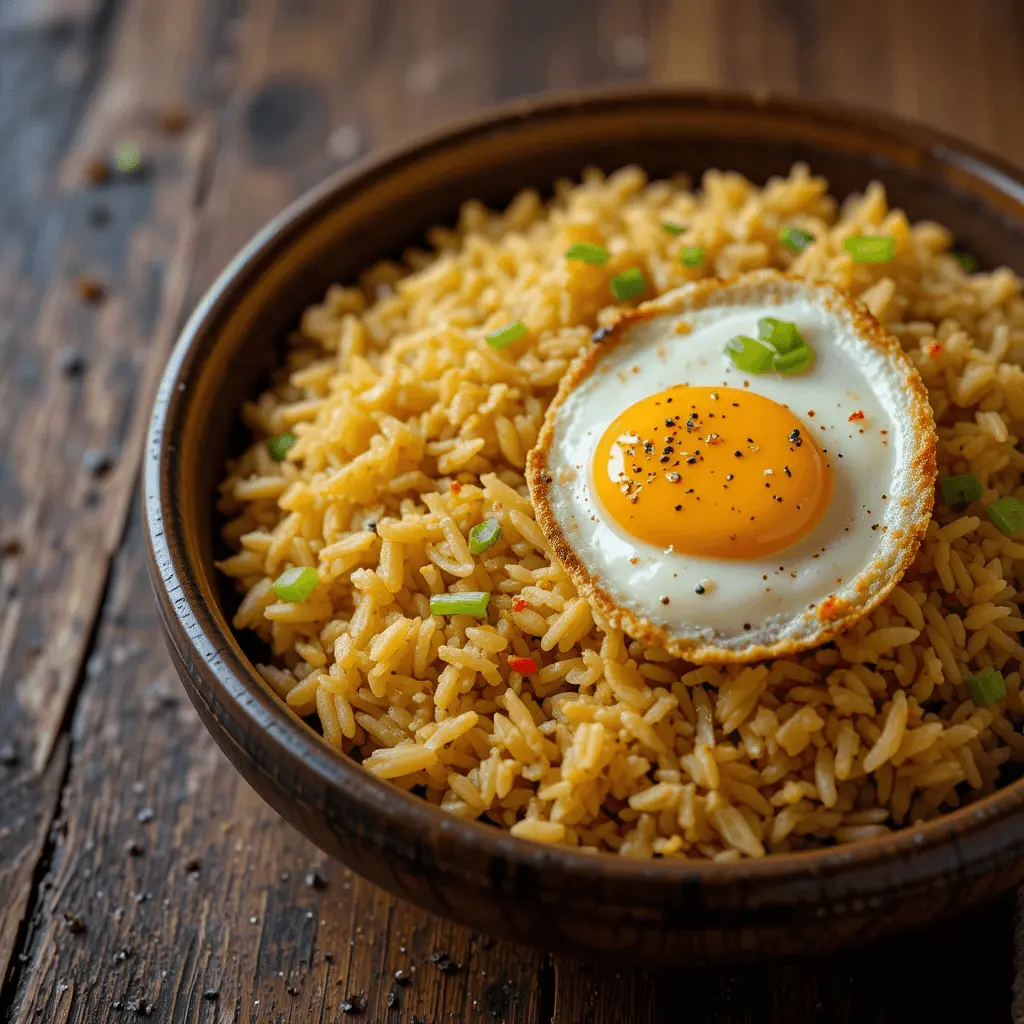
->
(527, 270), (937, 662)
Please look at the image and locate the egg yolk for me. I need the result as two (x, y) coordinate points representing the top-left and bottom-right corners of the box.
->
(594, 385), (831, 558)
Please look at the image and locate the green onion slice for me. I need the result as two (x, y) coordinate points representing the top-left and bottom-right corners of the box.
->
(565, 242), (609, 266)
(610, 268), (646, 302)
(114, 141), (143, 175)
(662, 222), (686, 235)
(773, 346), (814, 375)
(939, 473), (982, 506)
(726, 335), (775, 374)
(429, 591), (490, 617)
(986, 496), (1024, 536)
(468, 518), (501, 555)
(780, 225), (815, 251)
(757, 317), (803, 354)
(966, 667), (1006, 707)
(679, 245), (705, 267)
(486, 321), (527, 350)
(267, 432), (297, 461)
(844, 235), (895, 263)
(273, 566), (319, 603)
(729, 318), (813, 375)
(953, 251), (978, 273)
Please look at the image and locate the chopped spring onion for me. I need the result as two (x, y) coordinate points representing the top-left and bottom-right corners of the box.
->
(953, 251), (978, 273)
(966, 667), (1006, 707)
(114, 140), (143, 175)
(486, 321), (527, 350)
(507, 655), (538, 674)
(610, 268), (646, 302)
(565, 242), (609, 266)
(468, 518), (501, 555)
(940, 473), (982, 506)
(757, 317), (803, 354)
(679, 245), (705, 267)
(273, 566), (319, 603)
(266, 432), (297, 461)
(844, 235), (895, 263)
(726, 335), (774, 374)
(773, 345), (814, 375)
(780, 225), (815, 250)
(729, 317), (814, 375)
(429, 591), (490, 617)
(986, 496), (1024, 536)
(662, 222), (686, 235)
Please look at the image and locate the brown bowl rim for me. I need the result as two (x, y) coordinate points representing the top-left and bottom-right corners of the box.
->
(145, 85), (1024, 894)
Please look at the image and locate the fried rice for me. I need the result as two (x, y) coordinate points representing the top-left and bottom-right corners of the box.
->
(216, 164), (1024, 860)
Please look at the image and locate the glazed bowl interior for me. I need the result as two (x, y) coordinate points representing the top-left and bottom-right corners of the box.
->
(148, 90), (1024, 960)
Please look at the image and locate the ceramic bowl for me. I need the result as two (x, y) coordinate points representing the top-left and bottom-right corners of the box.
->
(145, 89), (1024, 964)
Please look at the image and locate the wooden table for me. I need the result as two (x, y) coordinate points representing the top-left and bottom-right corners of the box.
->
(2, 1), (1024, 1020)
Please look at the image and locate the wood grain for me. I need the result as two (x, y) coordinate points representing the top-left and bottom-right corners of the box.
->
(2, 0), (1023, 1021)
(0, 0), (216, 776)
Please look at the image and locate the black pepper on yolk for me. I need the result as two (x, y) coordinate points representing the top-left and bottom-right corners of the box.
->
(594, 385), (832, 558)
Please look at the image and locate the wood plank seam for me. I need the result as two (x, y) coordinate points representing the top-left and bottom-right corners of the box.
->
(0, 738), (69, 1017)
(0, 0), (226, 1005)
(0, 0), (132, 1000)
(0, 497), (142, 1014)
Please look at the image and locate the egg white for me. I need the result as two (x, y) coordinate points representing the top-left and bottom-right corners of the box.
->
(528, 272), (936, 662)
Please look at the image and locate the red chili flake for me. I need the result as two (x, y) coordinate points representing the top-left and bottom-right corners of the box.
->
(927, 343), (942, 358)
(819, 596), (840, 621)
(511, 597), (528, 612)
(76, 275), (106, 304)
(507, 655), (538, 674)
(157, 104), (190, 135)
(84, 157), (110, 184)
(848, 410), (865, 422)
(449, 481), (462, 494)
